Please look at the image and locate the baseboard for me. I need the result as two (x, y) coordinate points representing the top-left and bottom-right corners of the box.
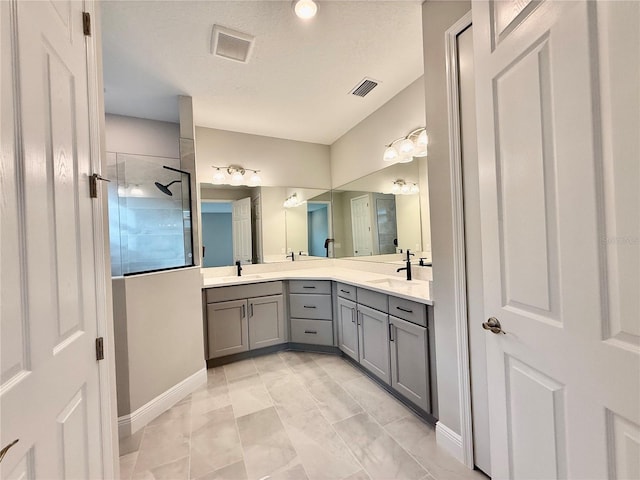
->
(436, 421), (464, 463)
(118, 367), (207, 438)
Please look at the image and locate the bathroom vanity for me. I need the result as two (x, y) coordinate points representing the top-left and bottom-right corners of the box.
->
(202, 268), (437, 420)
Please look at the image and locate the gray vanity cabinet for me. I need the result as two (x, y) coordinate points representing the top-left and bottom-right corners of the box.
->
(205, 281), (285, 359)
(357, 304), (391, 384)
(207, 299), (249, 358)
(337, 297), (358, 360)
(248, 295), (285, 350)
(389, 316), (430, 411)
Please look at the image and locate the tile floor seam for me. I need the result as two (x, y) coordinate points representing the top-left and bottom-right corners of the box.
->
(267, 354), (365, 480)
(128, 425), (147, 478)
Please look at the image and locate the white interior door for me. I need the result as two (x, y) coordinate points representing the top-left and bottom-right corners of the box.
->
(232, 197), (252, 264)
(1, 0), (107, 477)
(351, 195), (373, 256)
(474, 1), (640, 478)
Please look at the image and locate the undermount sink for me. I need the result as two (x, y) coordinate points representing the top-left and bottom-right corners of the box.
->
(367, 277), (412, 289)
(219, 273), (263, 281)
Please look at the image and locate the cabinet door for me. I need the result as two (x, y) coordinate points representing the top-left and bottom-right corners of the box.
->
(357, 304), (391, 384)
(207, 299), (249, 359)
(248, 294), (285, 349)
(389, 316), (429, 411)
(337, 297), (358, 361)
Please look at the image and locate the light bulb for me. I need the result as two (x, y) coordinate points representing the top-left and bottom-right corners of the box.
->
(401, 183), (411, 195)
(248, 172), (261, 186)
(383, 145), (399, 163)
(212, 168), (225, 184)
(410, 183), (419, 194)
(398, 138), (416, 157)
(392, 182), (401, 195)
(414, 129), (428, 157)
(294, 0), (318, 19)
(131, 186), (143, 196)
(231, 170), (244, 185)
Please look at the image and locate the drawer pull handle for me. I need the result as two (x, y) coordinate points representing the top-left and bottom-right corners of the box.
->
(396, 306), (413, 314)
(304, 330), (318, 334)
(340, 289), (351, 294)
(302, 286), (316, 289)
(389, 323), (394, 342)
(303, 305), (317, 309)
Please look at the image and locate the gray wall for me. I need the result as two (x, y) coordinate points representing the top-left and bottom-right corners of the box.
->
(113, 267), (204, 415)
(202, 213), (233, 267)
(422, 0), (472, 436)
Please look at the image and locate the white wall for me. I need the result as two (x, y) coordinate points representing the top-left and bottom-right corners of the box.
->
(259, 186), (287, 260)
(422, 0), (472, 436)
(105, 114), (179, 158)
(195, 127), (331, 188)
(330, 76), (426, 188)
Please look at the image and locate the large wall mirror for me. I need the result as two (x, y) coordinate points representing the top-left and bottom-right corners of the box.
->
(332, 162), (424, 262)
(200, 184), (331, 267)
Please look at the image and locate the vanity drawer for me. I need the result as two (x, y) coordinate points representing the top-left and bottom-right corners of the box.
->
(357, 288), (388, 313)
(289, 294), (332, 320)
(290, 318), (333, 346)
(289, 280), (331, 295)
(389, 296), (427, 327)
(336, 282), (357, 302)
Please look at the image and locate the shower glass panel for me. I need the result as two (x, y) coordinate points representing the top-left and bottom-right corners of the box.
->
(107, 153), (194, 276)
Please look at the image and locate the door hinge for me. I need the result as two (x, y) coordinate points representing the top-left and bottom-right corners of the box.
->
(89, 173), (111, 198)
(96, 337), (104, 361)
(83, 12), (91, 36)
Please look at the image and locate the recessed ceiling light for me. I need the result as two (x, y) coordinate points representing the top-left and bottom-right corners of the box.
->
(293, 0), (318, 20)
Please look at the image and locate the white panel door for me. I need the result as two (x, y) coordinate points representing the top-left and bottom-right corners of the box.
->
(232, 197), (252, 264)
(474, 1), (640, 478)
(350, 195), (373, 256)
(1, 0), (106, 478)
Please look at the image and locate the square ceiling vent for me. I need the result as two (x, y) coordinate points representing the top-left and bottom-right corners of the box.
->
(211, 25), (255, 63)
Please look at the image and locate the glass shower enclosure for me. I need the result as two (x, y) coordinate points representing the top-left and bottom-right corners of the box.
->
(107, 153), (194, 276)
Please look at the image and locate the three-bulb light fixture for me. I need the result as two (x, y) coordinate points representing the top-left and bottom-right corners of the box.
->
(283, 193), (303, 208)
(391, 180), (419, 195)
(211, 165), (261, 186)
(383, 127), (428, 164)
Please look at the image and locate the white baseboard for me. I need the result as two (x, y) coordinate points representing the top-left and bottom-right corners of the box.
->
(118, 367), (207, 438)
(436, 421), (465, 463)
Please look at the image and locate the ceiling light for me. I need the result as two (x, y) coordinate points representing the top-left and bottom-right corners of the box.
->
(382, 127), (427, 164)
(293, 0), (318, 19)
(212, 168), (226, 184)
(248, 171), (262, 186)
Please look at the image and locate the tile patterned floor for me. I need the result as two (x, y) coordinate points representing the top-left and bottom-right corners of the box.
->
(119, 351), (487, 480)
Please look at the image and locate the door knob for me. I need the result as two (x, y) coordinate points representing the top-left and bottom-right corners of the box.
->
(482, 317), (505, 334)
(0, 439), (19, 463)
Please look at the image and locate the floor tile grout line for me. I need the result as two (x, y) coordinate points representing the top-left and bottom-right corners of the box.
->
(269, 352), (368, 480)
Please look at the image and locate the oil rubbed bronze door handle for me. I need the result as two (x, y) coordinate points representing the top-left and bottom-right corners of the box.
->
(0, 439), (19, 463)
(482, 317), (505, 334)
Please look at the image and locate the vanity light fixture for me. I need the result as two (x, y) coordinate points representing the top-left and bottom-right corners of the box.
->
(293, 0), (318, 19)
(383, 127), (428, 164)
(391, 180), (419, 195)
(283, 193), (303, 208)
(211, 165), (262, 187)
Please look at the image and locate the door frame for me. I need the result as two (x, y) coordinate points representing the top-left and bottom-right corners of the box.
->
(85, 1), (118, 475)
(444, 10), (475, 469)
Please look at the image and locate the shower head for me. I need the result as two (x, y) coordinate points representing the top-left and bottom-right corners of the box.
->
(155, 180), (180, 196)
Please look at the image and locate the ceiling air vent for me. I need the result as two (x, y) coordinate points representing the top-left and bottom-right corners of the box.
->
(350, 78), (379, 97)
(211, 25), (255, 63)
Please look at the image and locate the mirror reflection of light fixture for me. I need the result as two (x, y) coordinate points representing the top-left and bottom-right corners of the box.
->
(293, 0), (318, 19)
(283, 193), (303, 208)
(383, 127), (428, 163)
(211, 165), (261, 186)
(391, 179), (419, 195)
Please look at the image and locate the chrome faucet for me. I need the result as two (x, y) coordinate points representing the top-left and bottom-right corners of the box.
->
(286, 252), (295, 262)
(235, 260), (243, 277)
(396, 250), (414, 281)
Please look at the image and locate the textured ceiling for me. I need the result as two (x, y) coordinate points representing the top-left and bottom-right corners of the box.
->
(101, 1), (424, 145)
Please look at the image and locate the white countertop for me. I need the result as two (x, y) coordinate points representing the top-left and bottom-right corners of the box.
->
(202, 267), (433, 305)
